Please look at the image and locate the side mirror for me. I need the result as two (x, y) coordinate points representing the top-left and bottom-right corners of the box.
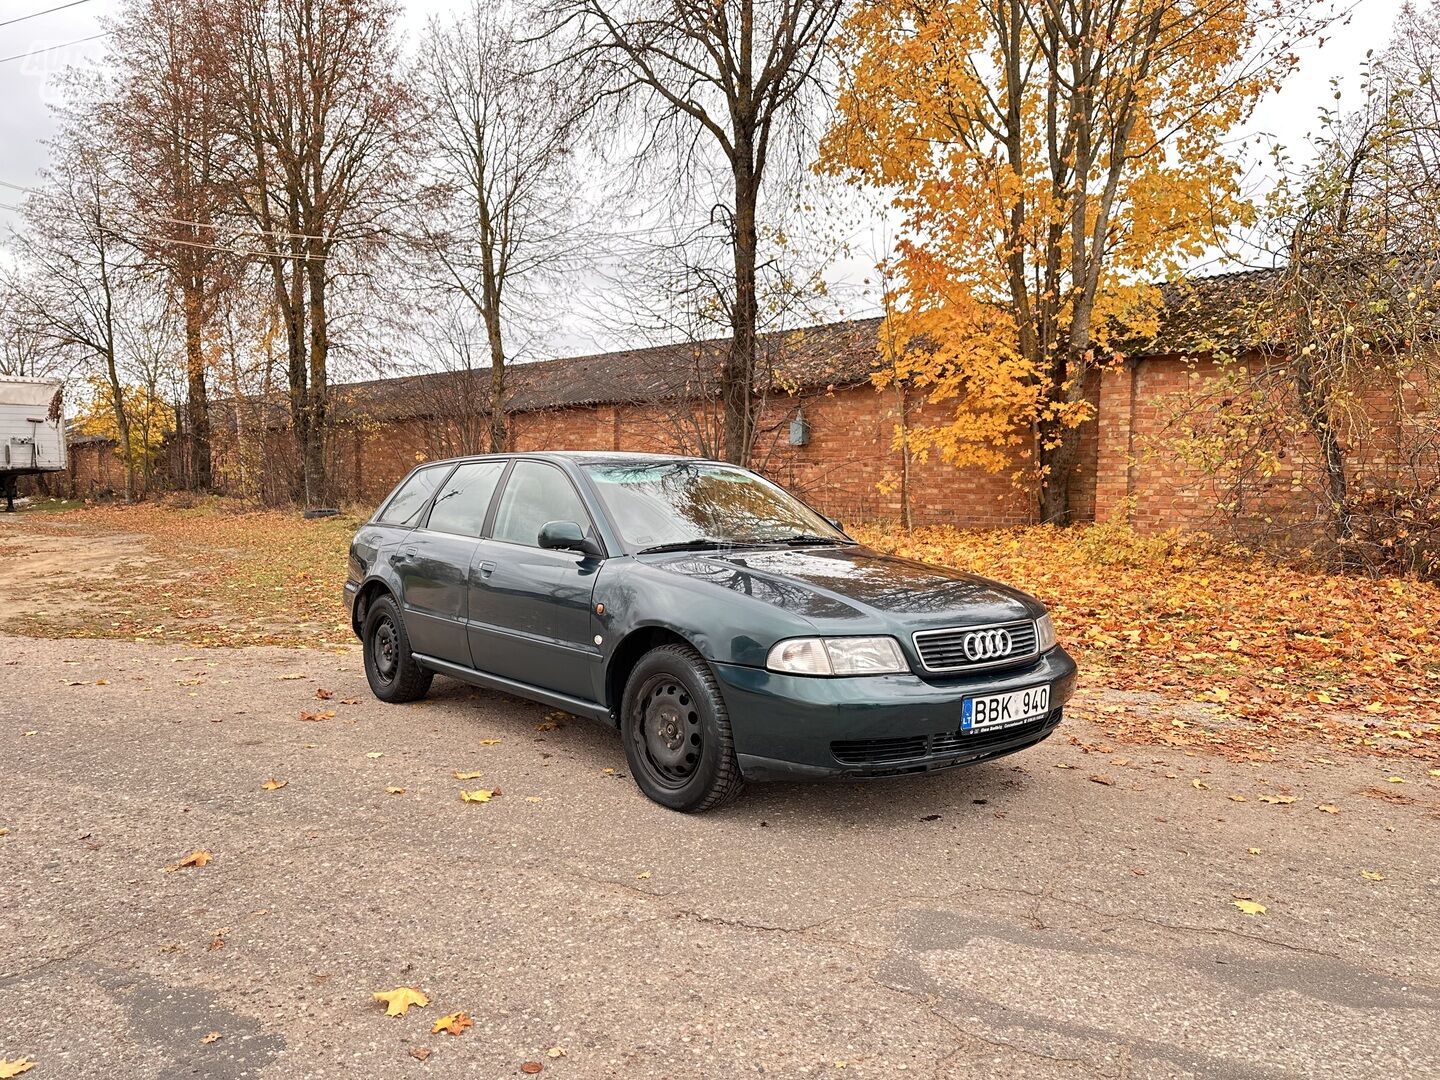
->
(826, 516), (845, 533)
(538, 520), (602, 557)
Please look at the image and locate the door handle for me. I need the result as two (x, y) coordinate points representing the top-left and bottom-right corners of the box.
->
(393, 548), (416, 564)
(477, 561), (496, 577)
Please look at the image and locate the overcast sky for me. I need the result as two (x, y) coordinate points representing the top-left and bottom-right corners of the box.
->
(0, 0), (1415, 360)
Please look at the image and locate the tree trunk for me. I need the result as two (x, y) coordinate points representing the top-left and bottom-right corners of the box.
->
(485, 309), (507, 453)
(182, 282), (212, 491)
(1293, 353), (1351, 545)
(305, 253), (329, 507)
(278, 258), (309, 504)
(104, 350), (135, 503)
(724, 160), (759, 465)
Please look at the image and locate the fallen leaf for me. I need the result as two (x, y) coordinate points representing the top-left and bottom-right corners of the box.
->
(637, 870), (651, 880)
(1385, 776), (1406, 784)
(200, 1032), (222, 1045)
(521, 1064), (543, 1075)
(460, 789), (497, 803)
(432, 1011), (474, 1036)
(1247, 847), (1262, 855)
(372, 987), (429, 1017)
(546, 1047), (567, 1059)
(410, 1047), (432, 1062)
(1361, 870), (1385, 882)
(454, 770), (484, 781)
(21, 731), (37, 737)
(1233, 899), (1266, 916)
(385, 787), (406, 795)
(1316, 804), (1340, 814)
(1228, 794), (1247, 802)
(261, 779), (287, 791)
(1053, 762), (1075, 769)
(315, 687), (334, 700)
(1257, 795), (1296, 804)
(277, 673), (308, 680)
(366, 752), (383, 759)
(1088, 774), (1113, 786)
(0, 1058), (35, 1078)
(1427, 768), (1440, 778)
(1192, 778), (1209, 790)
(298, 710), (335, 722)
(165, 849), (213, 872)
(478, 738), (502, 746)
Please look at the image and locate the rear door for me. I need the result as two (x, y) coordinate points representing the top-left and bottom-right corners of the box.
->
(397, 460), (506, 665)
(466, 459), (603, 701)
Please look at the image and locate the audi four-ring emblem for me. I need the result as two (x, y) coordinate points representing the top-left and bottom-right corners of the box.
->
(962, 628), (1013, 661)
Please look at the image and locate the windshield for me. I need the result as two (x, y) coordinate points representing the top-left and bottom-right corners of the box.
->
(584, 461), (848, 552)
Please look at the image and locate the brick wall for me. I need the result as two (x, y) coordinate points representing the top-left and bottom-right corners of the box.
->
(1092, 353), (1439, 536)
(64, 348), (1433, 536)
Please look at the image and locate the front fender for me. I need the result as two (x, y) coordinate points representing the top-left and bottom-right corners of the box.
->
(591, 559), (819, 668)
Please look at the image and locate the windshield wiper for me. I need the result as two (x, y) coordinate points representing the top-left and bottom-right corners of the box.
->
(637, 538), (733, 555)
(755, 533), (853, 546)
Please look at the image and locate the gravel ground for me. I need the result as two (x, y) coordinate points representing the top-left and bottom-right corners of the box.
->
(1, 633), (1438, 1079)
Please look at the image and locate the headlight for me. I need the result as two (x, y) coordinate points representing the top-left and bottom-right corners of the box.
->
(1035, 613), (1057, 652)
(766, 636), (908, 676)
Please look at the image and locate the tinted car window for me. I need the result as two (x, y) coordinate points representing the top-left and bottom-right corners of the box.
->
(426, 460), (506, 537)
(491, 460), (590, 547)
(378, 465), (447, 527)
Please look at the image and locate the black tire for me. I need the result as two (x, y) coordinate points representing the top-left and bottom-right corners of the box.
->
(362, 594), (433, 703)
(621, 643), (745, 812)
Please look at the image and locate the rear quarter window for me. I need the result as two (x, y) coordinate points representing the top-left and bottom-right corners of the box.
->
(377, 466), (447, 527)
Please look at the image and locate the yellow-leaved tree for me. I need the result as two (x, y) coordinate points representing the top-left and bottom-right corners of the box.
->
(819, 0), (1326, 523)
(74, 372), (174, 493)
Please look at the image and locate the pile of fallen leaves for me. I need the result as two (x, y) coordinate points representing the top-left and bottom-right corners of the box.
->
(852, 522), (1440, 760)
(12, 498), (356, 648)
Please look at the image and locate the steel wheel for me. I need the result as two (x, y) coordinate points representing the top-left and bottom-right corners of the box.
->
(631, 675), (703, 788)
(362, 593), (432, 703)
(371, 614), (399, 684)
(619, 644), (744, 812)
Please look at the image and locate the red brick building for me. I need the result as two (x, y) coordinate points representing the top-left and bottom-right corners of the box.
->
(59, 267), (1436, 536)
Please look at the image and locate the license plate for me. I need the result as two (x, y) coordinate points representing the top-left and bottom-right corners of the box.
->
(962, 685), (1051, 732)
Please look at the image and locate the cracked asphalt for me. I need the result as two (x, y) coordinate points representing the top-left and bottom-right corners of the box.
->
(2, 633), (1438, 1079)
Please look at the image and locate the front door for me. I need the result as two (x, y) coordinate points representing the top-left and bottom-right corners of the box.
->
(398, 460), (506, 665)
(466, 460), (602, 701)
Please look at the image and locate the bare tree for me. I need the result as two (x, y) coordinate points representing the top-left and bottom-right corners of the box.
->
(410, 1), (589, 453)
(105, 0), (234, 491)
(545, 0), (846, 464)
(203, 0), (412, 506)
(8, 128), (140, 501)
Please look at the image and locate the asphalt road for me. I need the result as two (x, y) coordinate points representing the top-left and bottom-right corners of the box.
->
(2, 634), (1437, 1080)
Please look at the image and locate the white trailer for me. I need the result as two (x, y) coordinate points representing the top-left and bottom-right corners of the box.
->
(1, 376), (66, 511)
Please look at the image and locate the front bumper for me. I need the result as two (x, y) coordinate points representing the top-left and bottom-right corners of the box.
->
(712, 646), (1077, 781)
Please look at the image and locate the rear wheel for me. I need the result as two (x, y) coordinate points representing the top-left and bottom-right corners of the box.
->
(621, 644), (744, 812)
(363, 594), (433, 703)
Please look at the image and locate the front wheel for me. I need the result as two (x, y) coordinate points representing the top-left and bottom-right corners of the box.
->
(621, 643), (744, 812)
(362, 594), (433, 703)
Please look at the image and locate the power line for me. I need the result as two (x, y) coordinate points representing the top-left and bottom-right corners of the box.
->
(0, 0), (100, 30)
(0, 30), (108, 65)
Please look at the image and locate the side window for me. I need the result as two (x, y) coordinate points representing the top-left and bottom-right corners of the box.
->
(426, 460), (506, 537)
(378, 466), (446, 527)
(491, 461), (591, 547)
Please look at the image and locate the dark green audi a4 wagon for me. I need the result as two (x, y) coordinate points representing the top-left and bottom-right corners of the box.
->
(346, 452), (1076, 812)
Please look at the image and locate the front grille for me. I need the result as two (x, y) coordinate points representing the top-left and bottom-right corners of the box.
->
(830, 709), (1060, 766)
(913, 619), (1039, 673)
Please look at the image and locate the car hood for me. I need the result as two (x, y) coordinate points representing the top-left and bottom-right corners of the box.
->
(648, 544), (1042, 630)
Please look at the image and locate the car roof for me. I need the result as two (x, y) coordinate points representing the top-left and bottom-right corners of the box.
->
(420, 450), (734, 469)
